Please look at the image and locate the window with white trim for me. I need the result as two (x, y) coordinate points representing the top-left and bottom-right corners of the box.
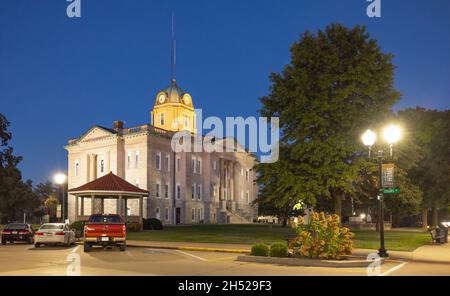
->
(156, 182), (161, 198)
(156, 152), (161, 170)
(246, 191), (250, 204)
(191, 156), (196, 173)
(165, 154), (170, 172)
(196, 158), (202, 174)
(135, 151), (140, 169)
(165, 183), (169, 199)
(246, 169), (250, 182)
(176, 184), (181, 200)
(160, 113), (165, 126)
(164, 207), (169, 221)
(191, 184), (196, 200)
(197, 184), (202, 200)
(100, 159), (105, 173)
(75, 160), (79, 177)
(191, 208), (195, 221)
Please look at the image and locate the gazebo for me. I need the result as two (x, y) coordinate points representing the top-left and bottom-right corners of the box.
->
(68, 172), (148, 224)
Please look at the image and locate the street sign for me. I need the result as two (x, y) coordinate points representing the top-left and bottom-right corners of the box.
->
(382, 163), (395, 188)
(383, 188), (400, 194)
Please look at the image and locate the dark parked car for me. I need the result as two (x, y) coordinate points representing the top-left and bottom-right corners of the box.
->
(1, 223), (35, 245)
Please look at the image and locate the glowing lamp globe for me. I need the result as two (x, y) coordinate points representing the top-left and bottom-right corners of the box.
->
(361, 130), (377, 147)
(383, 125), (401, 144)
(54, 173), (67, 185)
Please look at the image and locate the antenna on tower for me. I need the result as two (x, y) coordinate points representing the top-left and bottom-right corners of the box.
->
(171, 11), (176, 83)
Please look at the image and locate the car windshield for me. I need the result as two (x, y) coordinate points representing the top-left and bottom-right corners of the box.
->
(40, 224), (64, 230)
(89, 215), (122, 223)
(5, 224), (28, 230)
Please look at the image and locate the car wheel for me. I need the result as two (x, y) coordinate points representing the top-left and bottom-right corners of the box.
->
(35, 243), (40, 248)
(119, 244), (126, 252)
(83, 243), (92, 252)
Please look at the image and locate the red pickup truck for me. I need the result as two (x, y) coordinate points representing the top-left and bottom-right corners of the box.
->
(83, 214), (126, 252)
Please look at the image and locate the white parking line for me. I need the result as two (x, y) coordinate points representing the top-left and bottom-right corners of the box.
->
(378, 262), (407, 276)
(71, 246), (80, 253)
(176, 250), (209, 262)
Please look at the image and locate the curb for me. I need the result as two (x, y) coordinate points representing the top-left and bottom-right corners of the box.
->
(237, 255), (386, 268)
(127, 243), (249, 254)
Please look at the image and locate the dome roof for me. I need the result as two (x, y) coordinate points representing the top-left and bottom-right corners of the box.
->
(161, 79), (186, 103)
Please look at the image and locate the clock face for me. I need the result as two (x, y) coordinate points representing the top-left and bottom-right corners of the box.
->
(183, 94), (191, 105)
(158, 93), (166, 104)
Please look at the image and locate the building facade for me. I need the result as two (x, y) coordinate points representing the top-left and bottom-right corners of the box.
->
(66, 80), (258, 225)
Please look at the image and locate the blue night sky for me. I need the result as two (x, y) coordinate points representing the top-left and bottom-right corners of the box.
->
(1, 0), (449, 184)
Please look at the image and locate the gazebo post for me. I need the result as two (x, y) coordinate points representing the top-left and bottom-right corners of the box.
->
(91, 194), (95, 215)
(118, 195), (123, 218)
(124, 198), (128, 222)
(75, 194), (79, 221)
(139, 195), (144, 229)
(80, 196), (84, 216)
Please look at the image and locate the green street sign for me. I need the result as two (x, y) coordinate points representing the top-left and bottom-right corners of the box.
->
(383, 188), (400, 194)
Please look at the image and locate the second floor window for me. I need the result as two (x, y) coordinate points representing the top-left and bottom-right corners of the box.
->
(135, 152), (139, 169)
(165, 154), (170, 171)
(165, 184), (169, 199)
(156, 152), (161, 170)
(75, 161), (79, 176)
(176, 157), (180, 172)
(177, 185), (181, 200)
(156, 183), (160, 198)
(100, 159), (104, 173)
(197, 185), (202, 200)
(160, 113), (165, 126)
(191, 184), (195, 200)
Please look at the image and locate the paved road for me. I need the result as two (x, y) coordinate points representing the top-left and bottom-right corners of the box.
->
(0, 243), (449, 276)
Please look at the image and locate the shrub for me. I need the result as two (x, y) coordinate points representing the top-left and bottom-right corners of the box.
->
(290, 212), (354, 260)
(70, 221), (84, 238)
(251, 243), (269, 257)
(269, 243), (288, 257)
(126, 222), (142, 232)
(142, 218), (163, 230)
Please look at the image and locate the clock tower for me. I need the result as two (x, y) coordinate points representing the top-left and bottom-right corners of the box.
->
(151, 79), (197, 134)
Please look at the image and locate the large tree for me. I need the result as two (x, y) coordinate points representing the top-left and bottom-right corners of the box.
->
(0, 113), (39, 223)
(257, 24), (401, 218)
(398, 108), (450, 227)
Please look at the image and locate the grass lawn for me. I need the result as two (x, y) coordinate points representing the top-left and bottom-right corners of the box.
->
(127, 224), (431, 251)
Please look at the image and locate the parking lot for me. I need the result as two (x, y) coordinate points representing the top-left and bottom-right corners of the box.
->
(2, 242), (448, 276)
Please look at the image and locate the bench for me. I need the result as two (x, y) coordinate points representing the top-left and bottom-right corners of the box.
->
(428, 228), (446, 244)
(284, 234), (298, 246)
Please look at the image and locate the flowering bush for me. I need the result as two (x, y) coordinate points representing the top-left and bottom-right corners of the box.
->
(290, 212), (354, 260)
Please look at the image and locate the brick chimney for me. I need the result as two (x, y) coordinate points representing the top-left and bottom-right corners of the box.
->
(113, 120), (124, 131)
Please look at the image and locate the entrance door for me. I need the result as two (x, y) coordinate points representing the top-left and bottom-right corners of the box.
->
(176, 208), (181, 224)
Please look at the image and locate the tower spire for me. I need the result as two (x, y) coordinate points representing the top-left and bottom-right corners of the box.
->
(171, 12), (176, 83)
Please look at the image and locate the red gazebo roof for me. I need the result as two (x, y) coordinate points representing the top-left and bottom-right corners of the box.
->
(68, 172), (148, 195)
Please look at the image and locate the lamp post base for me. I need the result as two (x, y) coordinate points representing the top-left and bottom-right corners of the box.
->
(378, 249), (389, 258)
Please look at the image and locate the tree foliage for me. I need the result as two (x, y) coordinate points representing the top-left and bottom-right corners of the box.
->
(257, 24), (401, 219)
(0, 114), (39, 223)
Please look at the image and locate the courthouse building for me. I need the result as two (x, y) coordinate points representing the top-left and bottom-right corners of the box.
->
(66, 79), (258, 225)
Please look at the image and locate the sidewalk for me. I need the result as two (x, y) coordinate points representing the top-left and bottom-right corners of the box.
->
(127, 237), (450, 263)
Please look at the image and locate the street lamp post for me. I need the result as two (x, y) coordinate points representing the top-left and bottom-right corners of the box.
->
(54, 173), (67, 223)
(361, 126), (401, 258)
